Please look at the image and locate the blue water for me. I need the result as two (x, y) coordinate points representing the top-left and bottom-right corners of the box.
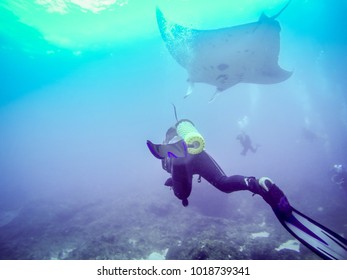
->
(0, 0), (346, 260)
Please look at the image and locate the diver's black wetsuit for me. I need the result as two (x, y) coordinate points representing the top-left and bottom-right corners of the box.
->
(159, 124), (292, 218)
(163, 151), (248, 199)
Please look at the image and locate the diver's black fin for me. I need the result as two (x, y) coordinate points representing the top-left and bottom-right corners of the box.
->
(276, 207), (347, 260)
(147, 140), (188, 159)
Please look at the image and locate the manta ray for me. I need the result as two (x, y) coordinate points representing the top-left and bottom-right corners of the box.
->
(156, 1), (292, 100)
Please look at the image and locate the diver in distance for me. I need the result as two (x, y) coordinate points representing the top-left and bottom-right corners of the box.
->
(236, 131), (259, 156)
(331, 164), (347, 190)
(146, 110), (347, 260)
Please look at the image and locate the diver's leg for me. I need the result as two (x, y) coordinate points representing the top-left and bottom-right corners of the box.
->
(192, 151), (249, 192)
(193, 152), (292, 217)
(245, 177), (292, 218)
(250, 145), (257, 153)
(170, 158), (193, 207)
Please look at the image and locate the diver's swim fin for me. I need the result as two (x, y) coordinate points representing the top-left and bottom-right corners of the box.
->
(276, 207), (347, 260)
(147, 140), (188, 159)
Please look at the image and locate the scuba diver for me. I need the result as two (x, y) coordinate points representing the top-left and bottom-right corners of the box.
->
(331, 164), (347, 190)
(147, 115), (347, 260)
(236, 131), (259, 156)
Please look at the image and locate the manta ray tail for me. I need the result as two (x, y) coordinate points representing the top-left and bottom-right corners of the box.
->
(271, 0), (292, 19)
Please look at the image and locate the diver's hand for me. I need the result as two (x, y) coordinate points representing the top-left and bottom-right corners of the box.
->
(164, 177), (173, 187)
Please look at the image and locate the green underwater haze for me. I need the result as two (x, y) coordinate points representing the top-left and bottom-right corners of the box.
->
(0, 0), (347, 260)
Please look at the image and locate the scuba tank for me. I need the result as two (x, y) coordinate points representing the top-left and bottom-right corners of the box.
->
(176, 119), (205, 155)
(147, 105), (205, 159)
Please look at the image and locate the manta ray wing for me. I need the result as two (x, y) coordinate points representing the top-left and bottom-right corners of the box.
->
(156, 7), (292, 93)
